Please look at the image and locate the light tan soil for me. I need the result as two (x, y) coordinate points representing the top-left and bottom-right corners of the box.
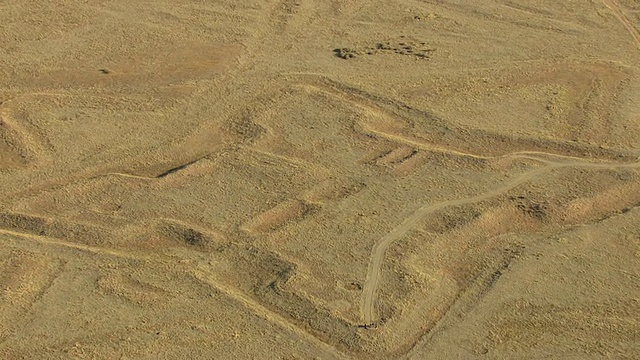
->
(1, 1), (639, 358)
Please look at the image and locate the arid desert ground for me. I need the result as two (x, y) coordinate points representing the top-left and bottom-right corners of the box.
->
(1, 0), (640, 358)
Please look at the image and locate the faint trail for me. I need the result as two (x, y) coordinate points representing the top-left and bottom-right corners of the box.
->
(284, 71), (640, 326)
(1, 226), (346, 358)
(95, 172), (157, 181)
(360, 165), (554, 325)
(3, 153), (214, 204)
(193, 268), (349, 360)
(295, 74), (635, 163)
(362, 125), (631, 165)
(0, 98), (51, 162)
(603, 0), (640, 48)
(0, 228), (145, 261)
(360, 142), (640, 325)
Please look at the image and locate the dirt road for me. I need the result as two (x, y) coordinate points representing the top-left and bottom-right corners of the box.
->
(361, 148), (640, 325)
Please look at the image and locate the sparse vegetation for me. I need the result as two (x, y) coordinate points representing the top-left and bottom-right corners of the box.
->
(1, 0), (639, 358)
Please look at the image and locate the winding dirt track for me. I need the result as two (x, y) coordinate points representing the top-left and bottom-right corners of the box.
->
(360, 138), (640, 325)
(361, 1), (640, 325)
(603, 0), (640, 48)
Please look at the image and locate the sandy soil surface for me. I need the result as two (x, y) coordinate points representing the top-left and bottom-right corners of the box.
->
(1, 0), (640, 358)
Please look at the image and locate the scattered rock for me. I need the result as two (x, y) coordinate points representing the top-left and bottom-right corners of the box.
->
(334, 48), (358, 59)
(334, 37), (435, 60)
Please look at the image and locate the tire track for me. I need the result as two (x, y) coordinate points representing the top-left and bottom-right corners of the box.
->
(603, 0), (640, 48)
(278, 72), (640, 326)
(0, 97), (51, 165)
(293, 73), (634, 162)
(360, 164), (554, 326)
(0, 228), (145, 261)
(361, 124), (631, 166)
(0, 227), (347, 359)
(192, 268), (349, 360)
(360, 138), (640, 326)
